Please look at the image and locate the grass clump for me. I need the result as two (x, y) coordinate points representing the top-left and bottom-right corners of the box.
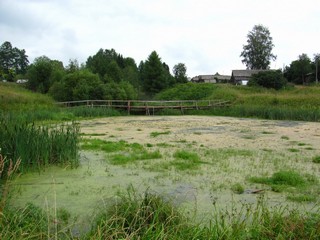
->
(312, 155), (320, 163)
(250, 170), (306, 187)
(81, 139), (143, 153)
(231, 183), (245, 194)
(150, 131), (171, 138)
(172, 150), (203, 171)
(88, 189), (191, 239)
(287, 194), (317, 203)
(250, 170), (310, 194)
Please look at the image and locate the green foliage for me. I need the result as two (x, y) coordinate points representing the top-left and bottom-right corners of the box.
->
(141, 51), (174, 95)
(155, 82), (218, 100)
(312, 155), (320, 163)
(0, 115), (79, 177)
(249, 170), (307, 190)
(81, 138), (161, 165)
(240, 24), (276, 69)
(0, 41), (29, 80)
(0, 82), (56, 112)
(287, 194), (317, 203)
(49, 69), (104, 101)
(173, 63), (188, 83)
(89, 189), (187, 239)
(150, 131), (171, 137)
(87, 190), (320, 239)
(285, 54), (313, 84)
(248, 70), (287, 90)
(231, 183), (245, 194)
(172, 150), (202, 170)
(81, 139), (130, 152)
(26, 56), (65, 93)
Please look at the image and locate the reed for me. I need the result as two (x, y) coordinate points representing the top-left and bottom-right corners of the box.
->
(0, 115), (80, 177)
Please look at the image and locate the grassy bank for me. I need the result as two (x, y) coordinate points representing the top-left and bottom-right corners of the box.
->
(0, 82), (123, 121)
(155, 83), (320, 121)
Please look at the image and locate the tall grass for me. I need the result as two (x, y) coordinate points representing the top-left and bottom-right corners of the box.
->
(0, 115), (80, 177)
(1, 186), (320, 239)
(88, 189), (320, 239)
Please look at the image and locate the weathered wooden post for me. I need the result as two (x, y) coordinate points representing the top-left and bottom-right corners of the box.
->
(127, 100), (131, 115)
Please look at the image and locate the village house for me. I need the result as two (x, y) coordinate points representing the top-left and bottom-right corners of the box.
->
(230, 69), (269, 85)
(191, 72), (231, 84)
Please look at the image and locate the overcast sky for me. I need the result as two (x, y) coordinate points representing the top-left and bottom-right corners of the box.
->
(1, 0), (319, 77)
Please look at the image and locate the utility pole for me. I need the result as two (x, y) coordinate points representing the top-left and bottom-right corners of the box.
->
(316, 58), (318, 84)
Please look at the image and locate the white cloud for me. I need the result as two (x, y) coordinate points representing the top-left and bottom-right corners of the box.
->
(1, 0), (319, 77)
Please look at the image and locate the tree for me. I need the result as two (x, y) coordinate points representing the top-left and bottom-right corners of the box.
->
(49, 70), (105, 101)
(284, 54), (312, 84)
(248, 70), (287, 90)
(27, 56), (53, 93)
(173, 63), (188, 84)
(240, 24), (276, 70)
(0, 41), (29, 80)
(142, 51), (173, 95)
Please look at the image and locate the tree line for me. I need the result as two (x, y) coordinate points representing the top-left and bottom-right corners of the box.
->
(0, 42), (188, 101)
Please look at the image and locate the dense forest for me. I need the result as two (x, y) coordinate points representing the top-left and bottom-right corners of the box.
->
(0, 40), (319, 101)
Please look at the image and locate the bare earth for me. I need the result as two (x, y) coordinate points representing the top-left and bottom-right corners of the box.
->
(80, 115), (320, 152)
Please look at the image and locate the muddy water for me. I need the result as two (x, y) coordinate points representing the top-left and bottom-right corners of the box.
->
(10, 116), (320, 230)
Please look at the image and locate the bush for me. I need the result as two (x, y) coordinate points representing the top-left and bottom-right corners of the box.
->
(248, 70), (287, 90)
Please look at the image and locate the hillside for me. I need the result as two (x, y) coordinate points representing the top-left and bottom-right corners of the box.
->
(0, 82), (56, 112)
(155, 83), (320, 121)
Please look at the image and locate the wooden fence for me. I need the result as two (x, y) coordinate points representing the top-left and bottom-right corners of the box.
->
(57, 100), (231, 115)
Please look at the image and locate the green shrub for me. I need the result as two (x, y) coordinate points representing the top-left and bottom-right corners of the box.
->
(248, 70), (287, 90)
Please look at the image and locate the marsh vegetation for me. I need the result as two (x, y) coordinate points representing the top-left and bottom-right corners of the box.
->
(1, 82), (320, 239)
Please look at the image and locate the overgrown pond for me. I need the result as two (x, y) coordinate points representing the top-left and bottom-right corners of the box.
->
(10, 116), (320, 234)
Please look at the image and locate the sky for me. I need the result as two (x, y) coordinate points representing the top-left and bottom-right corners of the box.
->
(1, 0), (319, 77)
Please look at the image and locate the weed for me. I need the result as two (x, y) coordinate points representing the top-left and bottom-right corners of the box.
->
(150, 131), (171, 137)
(250, 170), (309, 193)
(172, 150), (202, 171)
(281, 136), (290, 140)
(231, 183), (244, 194)
(261, 131), (274, 134)
(298, 142), (307, 146)
(287, 194), (317, 203)
(288, 148), (300, 153)
(312, 155), (320, 163)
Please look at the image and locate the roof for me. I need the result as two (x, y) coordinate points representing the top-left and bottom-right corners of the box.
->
(191, 73), (231, 82)
(231, 70), (265, 77)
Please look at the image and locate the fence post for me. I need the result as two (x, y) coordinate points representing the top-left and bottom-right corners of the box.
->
(127, 101), (131, 115)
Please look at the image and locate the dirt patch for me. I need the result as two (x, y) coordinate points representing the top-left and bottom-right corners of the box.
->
(80, 115), (320, 152)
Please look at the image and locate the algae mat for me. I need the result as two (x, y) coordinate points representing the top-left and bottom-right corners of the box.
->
(11, 116), (320, 229)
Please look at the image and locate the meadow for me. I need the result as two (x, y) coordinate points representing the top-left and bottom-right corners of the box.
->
(1, 82), (320, 239)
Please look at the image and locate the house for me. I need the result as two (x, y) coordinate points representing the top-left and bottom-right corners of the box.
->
(191, 72), (231, 84)
(231, 70), (268, 85)
(16, 79), (28, 84)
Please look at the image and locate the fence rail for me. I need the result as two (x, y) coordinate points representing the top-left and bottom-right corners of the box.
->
(56, 99), (231, 115)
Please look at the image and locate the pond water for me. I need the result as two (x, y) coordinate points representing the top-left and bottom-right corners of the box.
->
(9, 116), (320, 234)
